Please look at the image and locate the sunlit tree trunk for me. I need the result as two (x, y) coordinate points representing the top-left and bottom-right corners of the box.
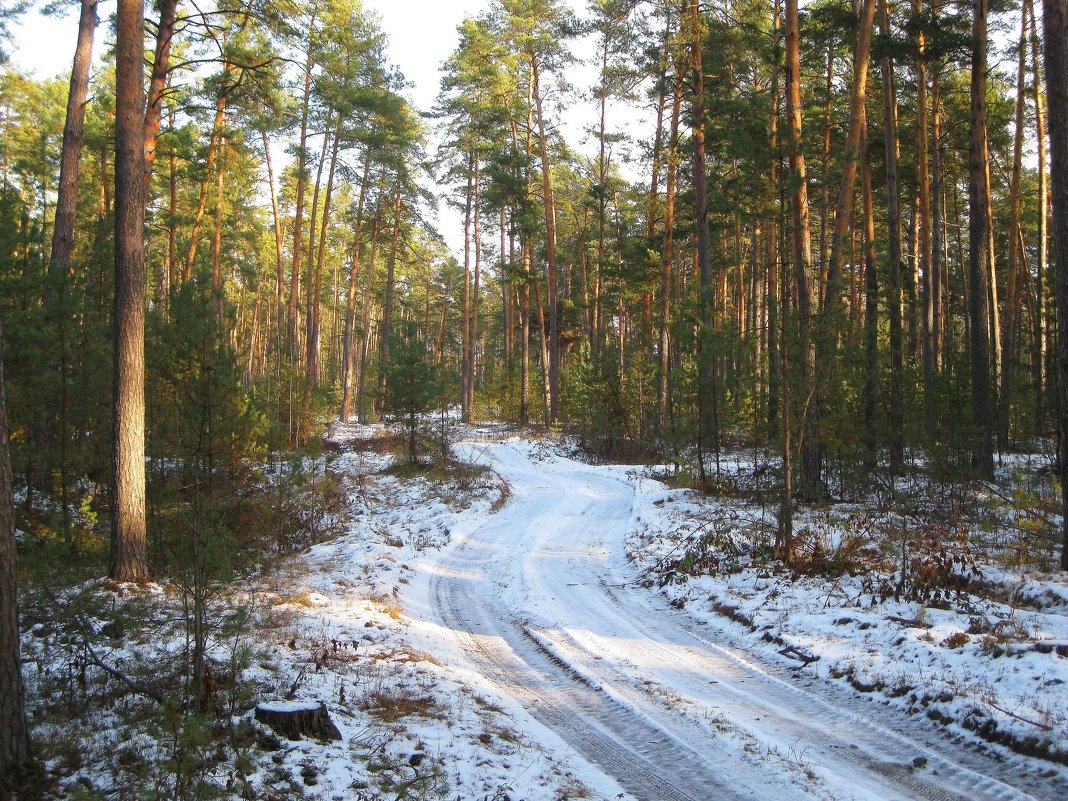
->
(1000, 4), (1030, 447)
(915, 0), (935, 416)
(968, 0), (995, 477)
(687, 0), (715, 481)
(812, 0), (877, 460)
(931, 52), (945, 374)
(767, 0), (782, 437)
(49, 0), (98, 533)
(468, 155), (482, 417)
(307, 123), (341, 386)
(531, 54), (560, 423)
(1043, 0), (1068, 569)
(880, 0), (904, 474)
(143, 0), (178, 190)
(357, 214), (382, 424)
(184, 79), (230, 281)
(288, 40), (315, 363)
(1029, 0), (1049, 430)
(341, 154), (371, 422)
(110, 0), (149, 582)
(0, 312), (32, 792)
(462, 155), (473, 422)
(262, 131), (286, 355)
(376, 190), (403, 416)
(658, 60), (683, 432)
(861, 106), (879, 465)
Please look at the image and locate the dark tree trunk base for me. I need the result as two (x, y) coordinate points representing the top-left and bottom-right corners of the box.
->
(255, 701), (341, 742)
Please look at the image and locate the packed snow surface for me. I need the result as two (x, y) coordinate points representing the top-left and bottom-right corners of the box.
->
(396, 428), (1062, 801)
(47, 422), (1060, 800)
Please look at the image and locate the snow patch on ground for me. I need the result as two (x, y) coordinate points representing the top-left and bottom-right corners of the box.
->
(232, 420), (620, 800)
(621, 462), (1068, 768)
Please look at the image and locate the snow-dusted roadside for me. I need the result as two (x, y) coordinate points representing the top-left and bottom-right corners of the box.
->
(622, 460), (1068, 770)
(235, 421), (627, 800)
(20, 422), (1068, 800)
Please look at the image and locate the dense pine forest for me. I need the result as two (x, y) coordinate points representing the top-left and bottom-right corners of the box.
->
(2, 0), (1068, 796)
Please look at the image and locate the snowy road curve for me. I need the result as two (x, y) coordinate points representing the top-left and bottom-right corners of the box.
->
(423, 439), (1062, 801)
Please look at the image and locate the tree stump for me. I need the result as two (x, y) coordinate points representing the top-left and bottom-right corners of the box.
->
(254, 701), (342, 742)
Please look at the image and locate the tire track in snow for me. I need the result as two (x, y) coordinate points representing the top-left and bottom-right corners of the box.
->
(428, 440), (1058, 801)
(431, 516), (765, 800)
(594, 577), (1067, 801)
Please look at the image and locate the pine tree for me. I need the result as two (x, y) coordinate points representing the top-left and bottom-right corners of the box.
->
(383, 322), (440, 464)
(1044, 0), (1068, 569)
(110, 0), (149, 582)
(0, 311), (33, 801)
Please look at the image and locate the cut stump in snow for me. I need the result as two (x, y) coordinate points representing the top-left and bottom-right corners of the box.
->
(255, 700), (342, 742)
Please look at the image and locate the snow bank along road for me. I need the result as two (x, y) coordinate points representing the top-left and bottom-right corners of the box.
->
(418, 438), (1064, 801)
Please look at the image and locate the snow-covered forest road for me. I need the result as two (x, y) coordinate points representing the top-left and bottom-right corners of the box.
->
(414, 436), (1062, 801)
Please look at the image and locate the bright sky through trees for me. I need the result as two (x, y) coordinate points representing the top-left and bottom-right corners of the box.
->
(9, 0), (625, 261)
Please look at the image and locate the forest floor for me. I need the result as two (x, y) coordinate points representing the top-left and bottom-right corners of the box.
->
(19, 421), (1068, 800)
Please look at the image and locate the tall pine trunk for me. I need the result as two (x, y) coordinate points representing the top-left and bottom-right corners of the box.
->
(531, 55), (560, 423)
(808, 0), (877, 482)
(880, 0), (904, 474)
(916, 0), (936, 414)
(111, 0), (149, 582)
(340, 155), (371, 422)
(288, 42), (315, 366)
(1029, 0), (1049, 430)
(1000, 4), (1030, 447)
(0, 312), (33, 794)
(49, 0), (98, 533)
(968, 0), (995, 477)
(1043, 0), (1068, 570)
(658, 60), (683, 432)
(688, 0), (715, 482)
(376, 191), (403, 416)
(143, 0), (179, 190)
(307, 123), (341, 386)
(786, 0), (817, 500)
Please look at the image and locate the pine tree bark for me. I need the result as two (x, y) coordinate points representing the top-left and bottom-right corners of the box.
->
(931, 56), (945, 374)
(49, 0), (98, 534)
(262, 131), (286, 351)
(183, 81), (231, 281)
(143, 0), (179, 190)
(111, 0), (149, 582)
(1029, 0), (1049, 430)
(307, 123), (341, 386)
(340, 154), (371, 422)
(657, 60), (683, 432)
(767, 0), (782, 437)
(861, 112), (879, 465)
(462, 155), (473, 422)
(531, 55), (560, 424)
(0, 312), (33, 796)
(688, 0), (715, 479)
(357, 214), (382, 424)
(376, 190), (403, 416)
(968, 0), (995, 477)
(50, 0), (97, 289)
(468, 155), (482, 417)
(810, 0), (877, 476)
(1043, 0), (1068, 569)
(915, 0), (936, 413)
(786, 0), (817, 497)
(288, 43), (315, 362)
(818, 43), (835, 299)
(1000, 5), (1030, 447)
(520, 241), (532, 425)
(880, 0), (904, 474)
